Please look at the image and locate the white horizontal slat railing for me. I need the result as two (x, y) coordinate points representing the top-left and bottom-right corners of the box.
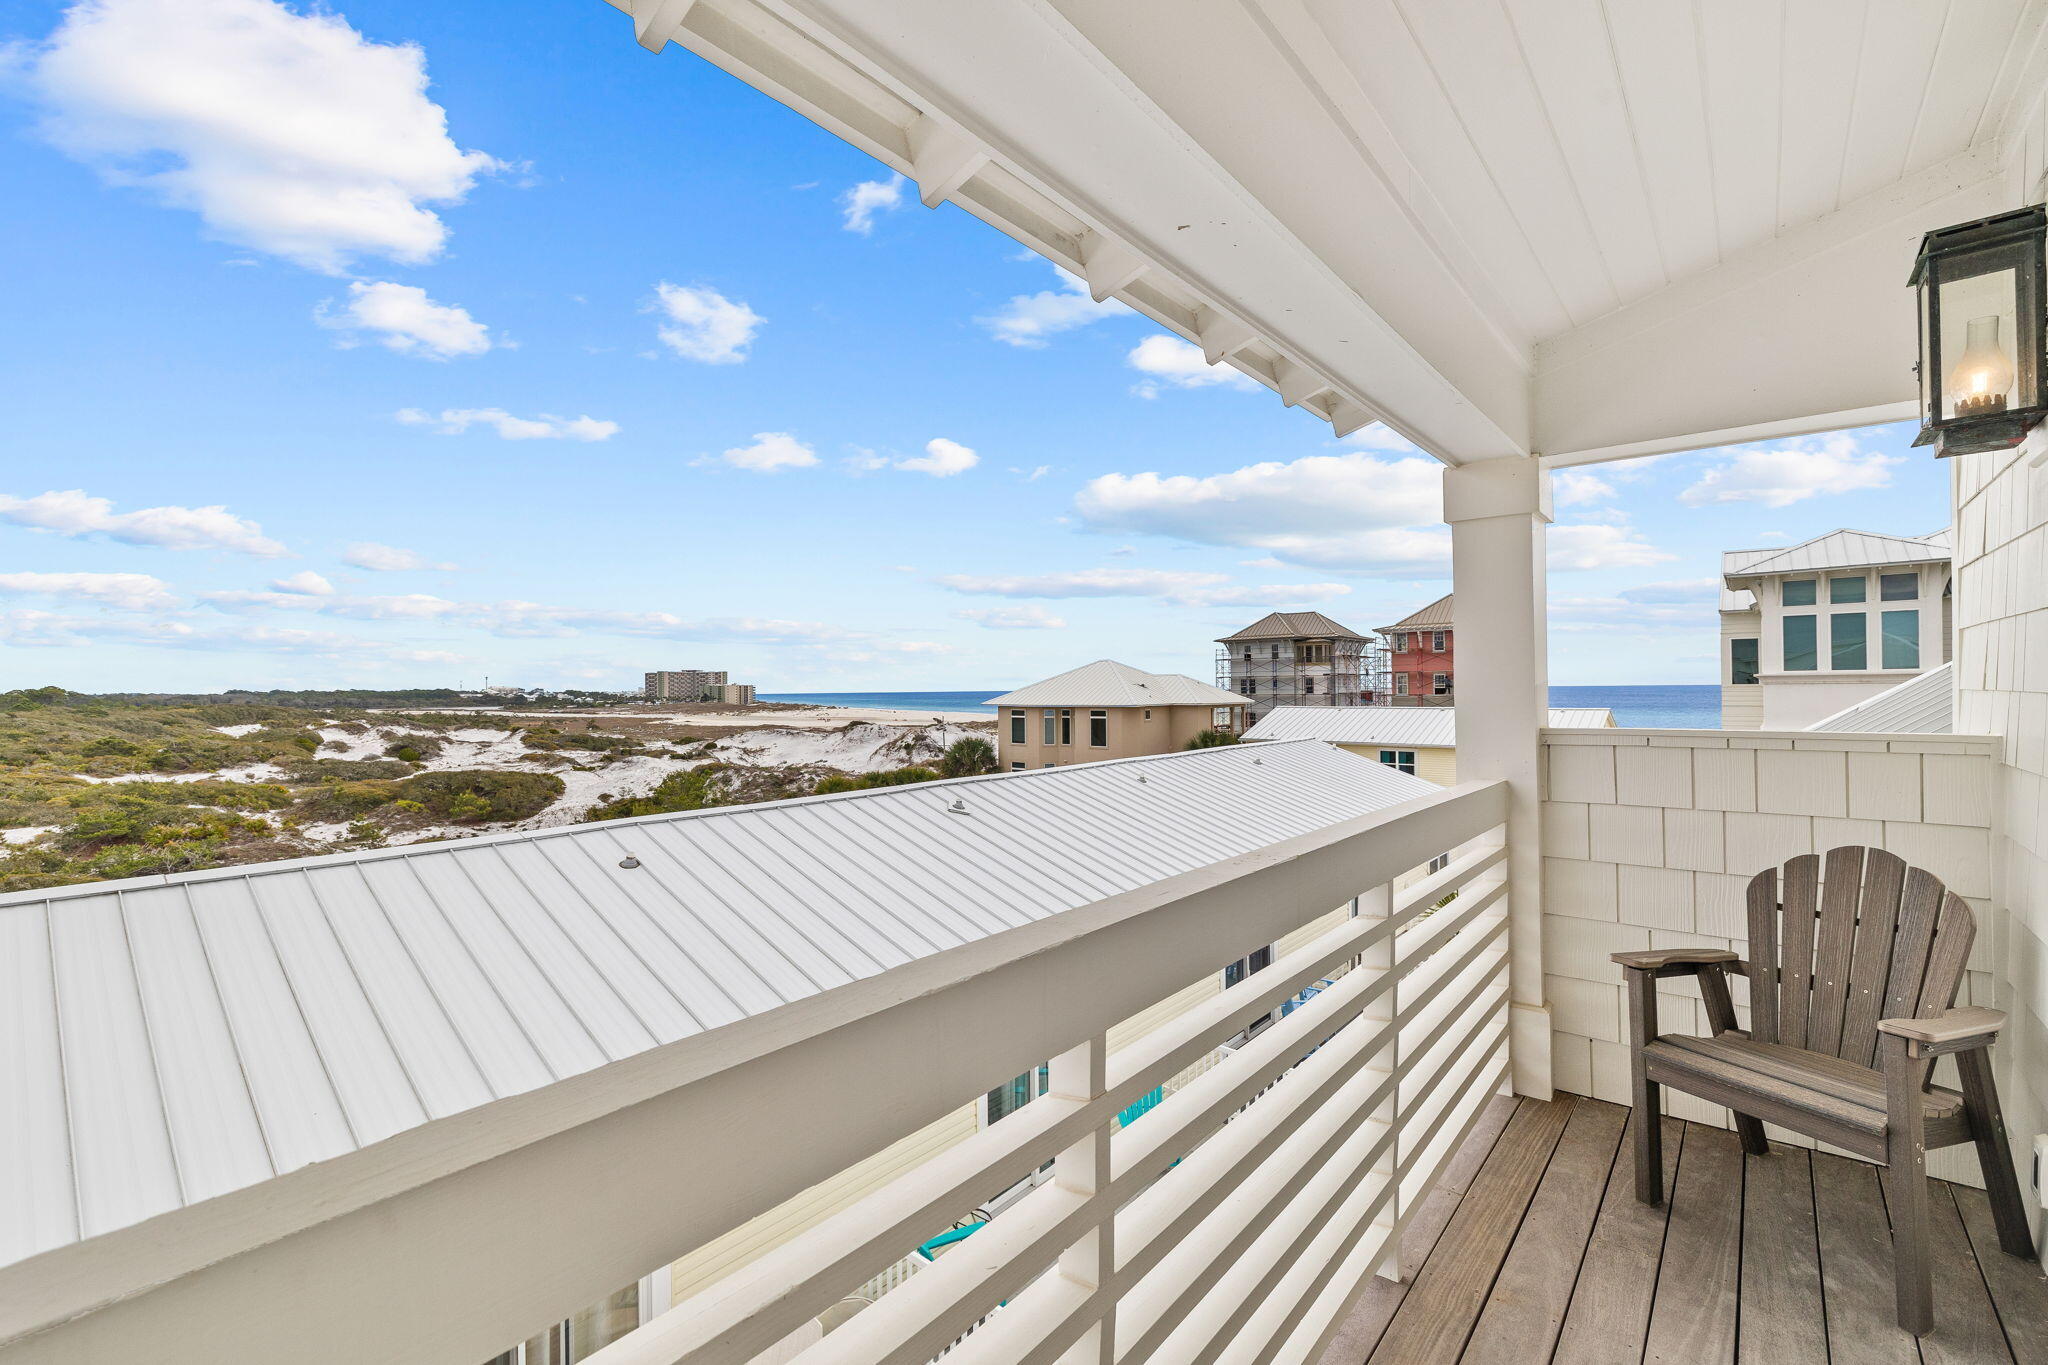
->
(585, 781), (1511, 1365)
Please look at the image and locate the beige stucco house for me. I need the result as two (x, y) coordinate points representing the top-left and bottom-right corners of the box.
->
(985, 660), (1249, 769)
(1242, 704), (1615, 785)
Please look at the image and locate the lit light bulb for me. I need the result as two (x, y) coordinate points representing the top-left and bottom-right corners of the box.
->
(1950, 314), (2014, 417)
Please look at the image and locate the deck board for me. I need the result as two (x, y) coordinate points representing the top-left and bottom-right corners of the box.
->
(1461, 1099), (1626, 1363)
(1316, 1096), (2031, 1365)
(1642, 1124), (1743, 1363)
(1954, 1185), (2048, 1363)
(1363, 1094), (1574, 1364)
(1739, 1147), (1827, 1365)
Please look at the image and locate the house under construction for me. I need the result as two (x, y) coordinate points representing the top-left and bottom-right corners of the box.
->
(1214, 611), (1386, 721)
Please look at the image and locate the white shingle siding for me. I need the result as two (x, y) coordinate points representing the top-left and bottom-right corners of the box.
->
(1539, 726), (1998, 1185)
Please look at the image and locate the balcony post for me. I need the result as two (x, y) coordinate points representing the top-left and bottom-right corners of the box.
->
(1443, 456), (1552, 1098)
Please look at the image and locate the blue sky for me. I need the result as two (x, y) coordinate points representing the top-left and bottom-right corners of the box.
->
(0, 0), (1949, 694)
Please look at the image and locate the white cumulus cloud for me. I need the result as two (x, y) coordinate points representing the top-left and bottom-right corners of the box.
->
(652, 282), (763, 364)
(396, 407), (618, 441)
(978, 267), (1128, 348)
(1552, 469), (1616, 506)
(721, 432), (818, 473)
(954, 605), (1066, 630)
(269, 569), (333, 595)
(0, 488), (286, 556)
(1679, 432), (1901, 509)
(0, 570), (178, 610)
(17, 0), (498, 273)
(936, 567), (1348, 608)
(895, 438), (979, 477)
(1545, 523), (1675, 571)
(839, 174), (904, 234)
(318, 281), (493, 358)
(1127, 335), (1259, 398)
(341, 541), (455, 571)
(1075, 452), (1447, 576)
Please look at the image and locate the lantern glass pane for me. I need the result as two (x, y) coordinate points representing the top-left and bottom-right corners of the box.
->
(1935, 251), (2021, 422)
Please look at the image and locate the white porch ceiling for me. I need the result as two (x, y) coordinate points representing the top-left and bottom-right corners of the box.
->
(616, 0), (2048, 464)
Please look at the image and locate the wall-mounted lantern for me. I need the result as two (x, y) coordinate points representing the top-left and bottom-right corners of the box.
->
(1910, 205), (2047, 456)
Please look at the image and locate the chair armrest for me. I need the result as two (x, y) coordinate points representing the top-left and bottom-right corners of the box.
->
(1610, 948), (1740, 976)
(1877, 1007), (2005, 1057)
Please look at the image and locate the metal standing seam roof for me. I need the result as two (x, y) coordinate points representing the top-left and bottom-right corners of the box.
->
(984, 659), (1247, 708)
(1240, 705), (1614, 746)
(1805, 662), (1955, 734)
(1378, 594), (1454, 633)
(0, 739), (1438, 1277)
(1214, 611), (1369, 643)
(1722, 528), (1950, 585)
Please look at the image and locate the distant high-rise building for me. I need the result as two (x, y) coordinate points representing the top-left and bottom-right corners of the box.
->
(716, 683), (757, 706)
(645, 669), (728, 702)
(1214, 612), (1374, 722)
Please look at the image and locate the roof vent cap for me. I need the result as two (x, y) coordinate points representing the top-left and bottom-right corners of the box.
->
(618, 855), (642, 869)
(947, 797), (969, 815)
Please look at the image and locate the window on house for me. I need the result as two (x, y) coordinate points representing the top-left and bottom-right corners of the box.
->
(1881, 572), (1919, 601)
(1043, 763), (1056, 768)
(1243, 648), (1252, 662)
(1143, 709), (1152, 721)
(1432, 673), (1451, 695)
(1270, 643), (1280, 659)
(1830, 575), (1866, 603)
(984, 1063), (1052, 1126)
(1730, 637), (1759, 685)
(1089, 710), (1108, 746)
(1392, 632), (1407, 651)
(1783, 615), (1817, 671)
(1304, 676), (1316, 695)
(1378, 749), (1417, 774)
(1394, 673), (1409, 696)
(1831, 613), (1867, 669)
(1431, 630), (1447, 652)
(1244, 677), (1257, 695)
(1009, 710), (1026, 744)
(1043, 710), (1057, 744)
(1059, 709), (1072, 744)
(1882, 610), (1920, 668)
(1223, 945), (1272, 989)
(1009, 762), (1025, 771)
(1783, 579), (1817, 606)
(1428, 852), (1451, 874)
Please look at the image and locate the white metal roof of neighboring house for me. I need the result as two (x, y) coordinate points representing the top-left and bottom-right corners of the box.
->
(1722, 529), (1950, 586)
(1806, 662), (1954, 735)
(1241, 705), (1614, 746)
(0, 739), (1436, 1278)
(985, 659), (1246, 708)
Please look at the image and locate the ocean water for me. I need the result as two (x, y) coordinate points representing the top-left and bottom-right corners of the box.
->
(762, 685), (1725, 729)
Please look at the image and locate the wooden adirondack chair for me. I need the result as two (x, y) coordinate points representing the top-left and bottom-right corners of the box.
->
(1609, 846), (2036, 1337)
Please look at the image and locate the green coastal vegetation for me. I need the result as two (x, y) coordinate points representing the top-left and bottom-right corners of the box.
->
(0, 688), (999, 894)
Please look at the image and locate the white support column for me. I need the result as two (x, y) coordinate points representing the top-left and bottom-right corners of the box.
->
(1443, 457), (1553, 1099)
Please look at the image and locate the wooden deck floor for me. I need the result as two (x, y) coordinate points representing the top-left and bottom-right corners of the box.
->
(1317, 1094), (2048, 1365)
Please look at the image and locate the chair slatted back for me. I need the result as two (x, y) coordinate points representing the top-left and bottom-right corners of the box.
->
(1743, 846), (1973, 1067)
